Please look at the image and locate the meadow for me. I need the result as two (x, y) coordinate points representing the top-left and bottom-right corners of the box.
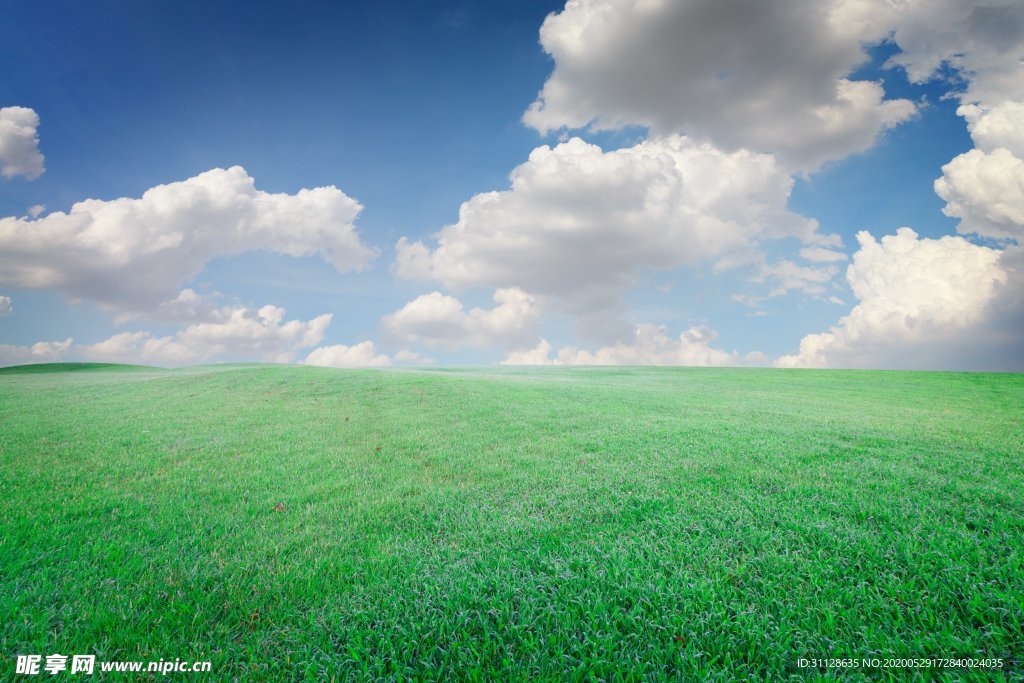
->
(1, 363), (1021, 680)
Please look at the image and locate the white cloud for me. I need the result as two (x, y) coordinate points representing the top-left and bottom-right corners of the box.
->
(382, 288), (540, 349)
(731, 293), (764, 308)
(712, 248), (773, 274)
(958, 101), (1024, 157)
(394, 349), (435, 365)
(503, 325), (766, 367)
(146, 289), (228, 324)
(754, 260), (840, 298)
(396, 136), (824, 329)
(502, 339), (558, 366)
(0, 295), (10, 316)
(892, 1), (1024, 242)
(303, 341), (392, 368)
(935, 148), (1024, 241)
(0, 107), (44, 180)
(777, 228), (1016, 369)
(886, 0), (1024, 108)
(523, 0), (1024, 170)
(935, 101), (1024, 242)
(0, 338), (71, 367)
(79, 332), (199, 367)
(27, 204), (45, 219)
(730, 257), (841, 310)
(125, 288), (290, 327)
(523, 0), (916, 171)
(799, 246), (848, 262)
(79, 304), (331, 366)
(0, 166), (375, 312)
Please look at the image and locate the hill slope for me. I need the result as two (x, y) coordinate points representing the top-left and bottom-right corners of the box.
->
(0, 361), (161, 374)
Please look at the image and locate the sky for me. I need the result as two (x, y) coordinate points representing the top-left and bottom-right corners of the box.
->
(1, 0), (1022, 371)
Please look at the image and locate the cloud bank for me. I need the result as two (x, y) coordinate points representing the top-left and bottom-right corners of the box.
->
(0, 338), (72, 366)
(0, 166), (375, 313)
(303, 341), (393, 368)
(504, 324), (766, 366)
(79, 304), (331, 366)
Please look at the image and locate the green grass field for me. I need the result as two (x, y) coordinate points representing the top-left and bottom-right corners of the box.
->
(2, 364), (1022, 680)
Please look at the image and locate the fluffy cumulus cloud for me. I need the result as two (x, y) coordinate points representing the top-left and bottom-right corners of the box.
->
(0, 295), (11, 316)
(935, 101), (1024, 241)
(957, 101), (1024, 158)
(303, 341), (392, 368)
(0, 338), (71, 366)
(396, 136), (828, 321)
(382, 288), (540, 349)
(777, 228), (1019, 370)
(79, 304), (331, 366)
(502, 339), (559, 366)
(0, 107), (45, 180)
(0, 166), (375, 313)
(523, 0), (916, 171)
(503, 324), (766, 366)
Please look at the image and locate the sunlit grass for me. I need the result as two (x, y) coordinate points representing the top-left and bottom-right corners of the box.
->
(2, 364), (1021, 680)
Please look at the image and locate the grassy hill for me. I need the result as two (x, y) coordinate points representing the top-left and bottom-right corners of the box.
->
(1, 364), (1021, 679)
(0, 362), (162, 374)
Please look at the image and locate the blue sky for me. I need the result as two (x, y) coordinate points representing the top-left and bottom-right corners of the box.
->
(1, 0), (1021, 370)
